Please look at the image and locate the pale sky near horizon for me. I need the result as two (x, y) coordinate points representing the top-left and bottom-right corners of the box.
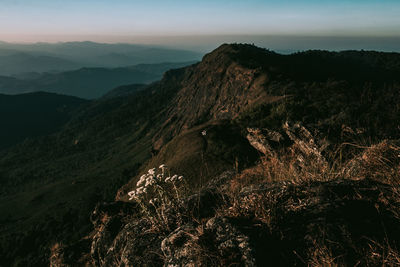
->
(1, 0), (400, 50)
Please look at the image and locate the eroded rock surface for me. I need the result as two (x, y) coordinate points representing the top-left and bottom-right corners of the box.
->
(247, 121), (329, 170)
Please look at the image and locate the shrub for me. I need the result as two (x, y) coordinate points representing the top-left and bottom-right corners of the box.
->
(127, 165), (186, 230)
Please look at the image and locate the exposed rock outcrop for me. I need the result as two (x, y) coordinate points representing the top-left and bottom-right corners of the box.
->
(341, 140), (400, 183)
(283, 121), (329, 169)
(161, 224), (199, 267)
(246, 127), (283, 156)
(89, 202), (166, 266)
(246, 121), (329, 170)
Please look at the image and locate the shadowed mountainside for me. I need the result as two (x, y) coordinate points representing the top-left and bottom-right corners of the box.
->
(0, 92), (88, 150)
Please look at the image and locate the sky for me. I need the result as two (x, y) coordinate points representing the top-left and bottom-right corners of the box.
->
(1, 0), (400, 51)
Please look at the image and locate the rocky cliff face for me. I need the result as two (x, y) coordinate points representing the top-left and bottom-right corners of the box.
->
(152, 44), (281, 151)
(169, 44), (270, 121)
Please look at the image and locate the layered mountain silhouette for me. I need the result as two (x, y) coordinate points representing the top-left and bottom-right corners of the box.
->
(0, 61), (196, 99)
(0, 41), (202, 75)
(101, 84), (147, 99)
(0, 53), (81, 75)
(1, 44), (400, 265)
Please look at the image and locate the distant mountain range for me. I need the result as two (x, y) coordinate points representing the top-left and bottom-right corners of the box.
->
(0, 61), (196, 99)
(0, 41), (203, 76)
(0, 53), (80, 75)
(101, 84), (147, 99)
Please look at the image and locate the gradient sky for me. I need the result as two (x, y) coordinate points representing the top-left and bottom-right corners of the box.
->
(1, 0), (400, 44)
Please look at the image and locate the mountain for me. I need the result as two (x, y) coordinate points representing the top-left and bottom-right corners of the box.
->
(1, 44), (400, 266)
(126, 62), (200, 76)
(0, 61), (196, 99)
(0, 92), (88, 150)
(0, 76), (24, 93)
(101, 84), (147, 99)
(0, 42), (203, 75)
(0, 53), (80, 76)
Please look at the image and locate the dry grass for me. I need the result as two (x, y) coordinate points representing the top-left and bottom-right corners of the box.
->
(341, 141), (400, 184)
(363, 240), (400, 266)
(307, 243), (340, 267)
(231, 140), (400, 193)
(49, 242), (64, 266)
(231, 151), (328, 192)
(223, 139), (400, 266)
(110, 139), (400, 266)
(304, 239), (400, 267)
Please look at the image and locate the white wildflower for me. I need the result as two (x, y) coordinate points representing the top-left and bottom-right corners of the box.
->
(165, 177), (171, 182)
(137, 174), (147, 187)
(128, 191), (136, 200)
(148, 168), (156, 175)
(137, 186), (144, 194)
(178, 176), (184, 181)
(159, 164), (167, 169)
(145, 176), (156, 187)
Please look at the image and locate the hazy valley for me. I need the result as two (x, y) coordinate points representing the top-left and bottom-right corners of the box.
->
(0, 42), (202, 75)
(0, 61), (196, 99)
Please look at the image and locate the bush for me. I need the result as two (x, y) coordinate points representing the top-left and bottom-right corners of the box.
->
(127, 165), (187, 230)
